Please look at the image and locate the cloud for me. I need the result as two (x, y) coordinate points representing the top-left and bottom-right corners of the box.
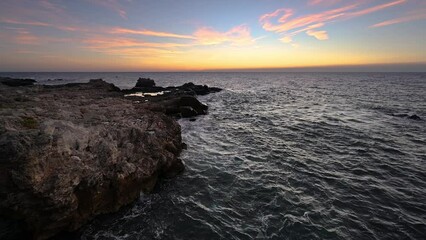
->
(0, 18), (82, 32)
(87, 0), (130, 19)
(82, 35), (186, 58)
(306, 30), (329, 40)
(260, 0), (407, 43)
(110, 25), (257, 46)
(0, 18), (51, 27)
(194, 25), (256, 46)
(15, 29), (40, 45)
(84, 37), (191, 49)
(346, 0), (406, 18)
(371, 8), (426, 28)
(308, 0), (341, 6)
(110, 27), (196, 39)
(280, 36), (293, 43)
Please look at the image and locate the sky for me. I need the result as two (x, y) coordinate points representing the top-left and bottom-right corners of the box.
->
(0, 0), (425, 72)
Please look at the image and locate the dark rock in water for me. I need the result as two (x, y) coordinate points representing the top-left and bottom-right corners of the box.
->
(135, 78), (156, 88)
(0, 79), (184, 239)
(180, 106), (198, 118)
(123, 78), (220, 118)
(163, 96), (208, 118)
(393, 113), (409, 118)
(408, 114), (421, 120)
(177, 96), (208, 114)
(0, 77), (36, 87)
(392, 113), (422, 121)
(180, 82), (222, 95)
(189, 118), (197, 122)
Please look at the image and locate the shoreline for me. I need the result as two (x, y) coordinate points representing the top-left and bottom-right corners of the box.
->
(0, 77), (221, 239)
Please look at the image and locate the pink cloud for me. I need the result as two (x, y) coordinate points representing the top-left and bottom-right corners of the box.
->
(110, 27), (196, 39)
(260, 4), (357, 33)
(347, 0), (406, 17)
(371, 8), (426, 27)
(194, 25), (256, 46)
(260, 0), (407, 43)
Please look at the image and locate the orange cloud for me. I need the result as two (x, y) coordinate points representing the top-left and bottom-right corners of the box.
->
(194, 25), (256, 46)
(84, 37), (190, 49)
(306, 30), (329, 40)
(260, 0), (407, 43)
(111, 27), (196, 39)
(14, 29), (40, 45)
(280, 36), (293, 43)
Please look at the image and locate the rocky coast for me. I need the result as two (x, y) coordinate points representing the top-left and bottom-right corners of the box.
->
(0, 77), (221, 239)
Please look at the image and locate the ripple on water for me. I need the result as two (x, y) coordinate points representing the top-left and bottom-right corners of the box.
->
(62, 73), (426, 240)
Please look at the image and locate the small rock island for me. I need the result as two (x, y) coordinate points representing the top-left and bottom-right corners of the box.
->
(0, 77), (221, 239)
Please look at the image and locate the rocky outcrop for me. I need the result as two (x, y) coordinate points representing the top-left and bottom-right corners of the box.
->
(123, 80), (222, 118)
(0, 79), (194, 239)
(0, 77), (36, 87)
(135, 78), (156, 88)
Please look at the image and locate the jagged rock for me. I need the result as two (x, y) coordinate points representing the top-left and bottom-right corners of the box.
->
(135, 78), (156, 88)
(0, 79), (184, 239)
(0, 77), (36, 87)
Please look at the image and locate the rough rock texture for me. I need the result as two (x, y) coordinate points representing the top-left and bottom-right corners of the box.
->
(0, 79), (185, 239)
(123, 80), (222, 118)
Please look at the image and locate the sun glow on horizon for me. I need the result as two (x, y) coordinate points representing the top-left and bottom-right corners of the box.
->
(0, 0), (425, 72)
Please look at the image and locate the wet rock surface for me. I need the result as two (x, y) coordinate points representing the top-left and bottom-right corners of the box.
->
(0, 78), (220, 239)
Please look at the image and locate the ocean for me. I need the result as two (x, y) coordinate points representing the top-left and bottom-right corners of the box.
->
(2, 72), (426, 239)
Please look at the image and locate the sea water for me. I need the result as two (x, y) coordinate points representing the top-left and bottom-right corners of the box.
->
(2, 72), (426, 239)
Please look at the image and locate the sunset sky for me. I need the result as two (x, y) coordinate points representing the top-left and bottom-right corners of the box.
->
(0, 0), (425, 72)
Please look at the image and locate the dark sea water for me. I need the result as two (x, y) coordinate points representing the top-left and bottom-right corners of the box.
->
(3, 72), (426, 239)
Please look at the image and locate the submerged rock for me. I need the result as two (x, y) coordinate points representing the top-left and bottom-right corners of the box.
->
(0, 79), (185, 239)
(392, 113), (422, 121)
(408, 114), (421, 120)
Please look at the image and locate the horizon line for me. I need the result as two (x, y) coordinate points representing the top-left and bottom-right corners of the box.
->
(1, 63), (425, 73)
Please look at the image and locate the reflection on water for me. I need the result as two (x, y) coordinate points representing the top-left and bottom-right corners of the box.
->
(124, 91), (168, 97)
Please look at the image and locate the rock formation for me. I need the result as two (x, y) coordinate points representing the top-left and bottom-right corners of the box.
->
(0, 78), (221, 239)
(123, 79), (221, 118)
